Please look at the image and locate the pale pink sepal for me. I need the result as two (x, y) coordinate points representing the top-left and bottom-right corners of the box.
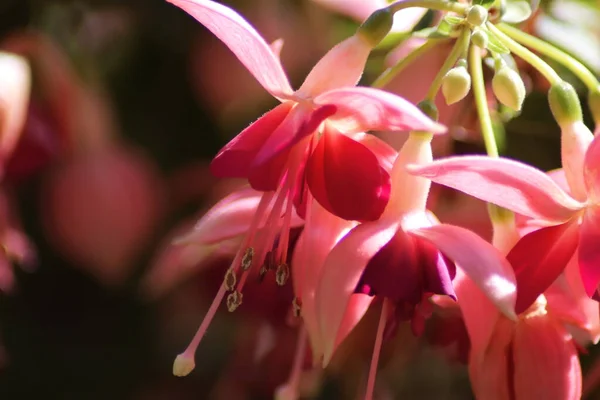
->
(408, 156), (584, 222)
(513, 316), (582, 400)
(167, 0), (293, 98)
(410, 224), (517, 321)
(297, 35), (371, 98)
(0, 52), (30, 164)
(315, 87), (446, 134)
(175, 187), (302, 246)
(315, 218), (400, 366)
(583, 134), (600, 202)
(561, 121), (593, 201)
(291, 199), (356, 361)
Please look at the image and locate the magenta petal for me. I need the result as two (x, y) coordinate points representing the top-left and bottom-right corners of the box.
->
(408, 156), (583, 222)
(314, 86), (446, 134)
(210, 102), (293, 178)
(167, 0), (293, 98)
(248, 105), (336, 191)
(584, 135), (600, 202)
(306, 127), (391, 221)
(507, 220), (580, 313)
(579, 206), (600, 297)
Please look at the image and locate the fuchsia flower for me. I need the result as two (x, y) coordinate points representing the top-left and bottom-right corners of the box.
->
(459, 220), (594, 400)
(408, 130), (600, 313)
(312, 134), (517, 397)
(168, 0), (443, 222)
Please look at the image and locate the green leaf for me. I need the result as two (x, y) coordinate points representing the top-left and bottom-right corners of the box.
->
(486, 29), (510, 54)
(502, 1), (533, 23)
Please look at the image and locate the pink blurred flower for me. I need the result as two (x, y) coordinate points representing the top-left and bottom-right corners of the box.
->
(169, 0), (443, 222)
(408, 131), (600, 312)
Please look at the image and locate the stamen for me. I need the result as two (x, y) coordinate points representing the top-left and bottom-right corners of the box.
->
(276, 263), (290, 286)
(224, 268), (237, 291)
(241, 247), (254, 271)
(172, 284), (228, 376)
(227, 290), (243, 312)
(365, 299), (390, 400)
(292, 297), (302, 317)
(275, 325), (308, 400)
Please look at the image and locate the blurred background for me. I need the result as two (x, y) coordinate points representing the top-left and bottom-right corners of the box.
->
(0, 0), (599, 399)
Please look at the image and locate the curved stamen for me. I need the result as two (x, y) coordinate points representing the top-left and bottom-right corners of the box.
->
(365, 299), (390, 400)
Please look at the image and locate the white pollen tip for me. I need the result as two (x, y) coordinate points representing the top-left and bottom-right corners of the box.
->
(173, 354), (195, 377)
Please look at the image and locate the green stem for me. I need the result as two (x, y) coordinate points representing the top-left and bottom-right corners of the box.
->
(469, 44), (498, 157)
(487, 22), (561, 85)
(497, 23), (599, 90)
(426, 27), (470, 101)
(388, 0), (468, 14)
(372, 39), (446, 89)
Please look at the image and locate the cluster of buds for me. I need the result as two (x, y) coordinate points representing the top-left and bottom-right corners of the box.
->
(150, 0), (600, 399)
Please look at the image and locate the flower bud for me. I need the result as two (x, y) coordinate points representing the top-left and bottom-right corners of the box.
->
(442, 65), (471, 105)
(467, 5), (488, 26)
(357, 8), (394, 47)
(471, 29), (489, 49)
(548, 81), (583, 126)
(492, 65), (526, 111)
(588, 87), (600, 125)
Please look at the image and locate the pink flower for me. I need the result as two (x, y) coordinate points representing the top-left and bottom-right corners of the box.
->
(408, 132), (600, 312)
(168, 0), (443, 222)
(312, 134), (516, 398)
(460, 221), (592, 400)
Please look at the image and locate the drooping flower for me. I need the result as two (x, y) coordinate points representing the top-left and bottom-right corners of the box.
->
(460, 219), (593, 400)
(408, 130), (600, 312)
(168, 0), (444, 222)
(313, 133), (517, 398)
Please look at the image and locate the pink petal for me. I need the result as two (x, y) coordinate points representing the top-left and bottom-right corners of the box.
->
(210, 102), (293, 178)
(408, 156), (584, 222)
(167, 0), (293, 98)
(0, 52), (30, 164)
(561, 121), (593, 201)
(579, 205), (600, 297)
(316, 218), (400, 365)
(248, 104), (336, 191)
(297, 35), (371, 98)
(291, 199), (356, 360)
(315, 87), (446, 134)
(507, 220), (580, 314)
(514, 316), (582, 400)
(410, 223), (517, 320)
(306, 126), (391, 221)
(583, 134), (600, 202)
(352, 132), (397, 174)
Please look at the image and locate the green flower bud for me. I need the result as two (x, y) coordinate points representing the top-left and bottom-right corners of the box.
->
(417, 100), (439, 121)
(357, 8), (394, 47)
(471, 28), (489, 49)
(467, 5), (488, 27)
(588, 87), (600, 125)
(442, 66), (471, 105)
(492, 65), (526, 111)
(548, 81), (583, 125)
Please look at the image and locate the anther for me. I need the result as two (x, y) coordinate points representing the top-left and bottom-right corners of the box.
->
(227, 290), (243, 312)
(275, 263), (290, 286)
(292, 297), (302, 317)
(241, 247), (254, 271)
(224, 268), (237, 291)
